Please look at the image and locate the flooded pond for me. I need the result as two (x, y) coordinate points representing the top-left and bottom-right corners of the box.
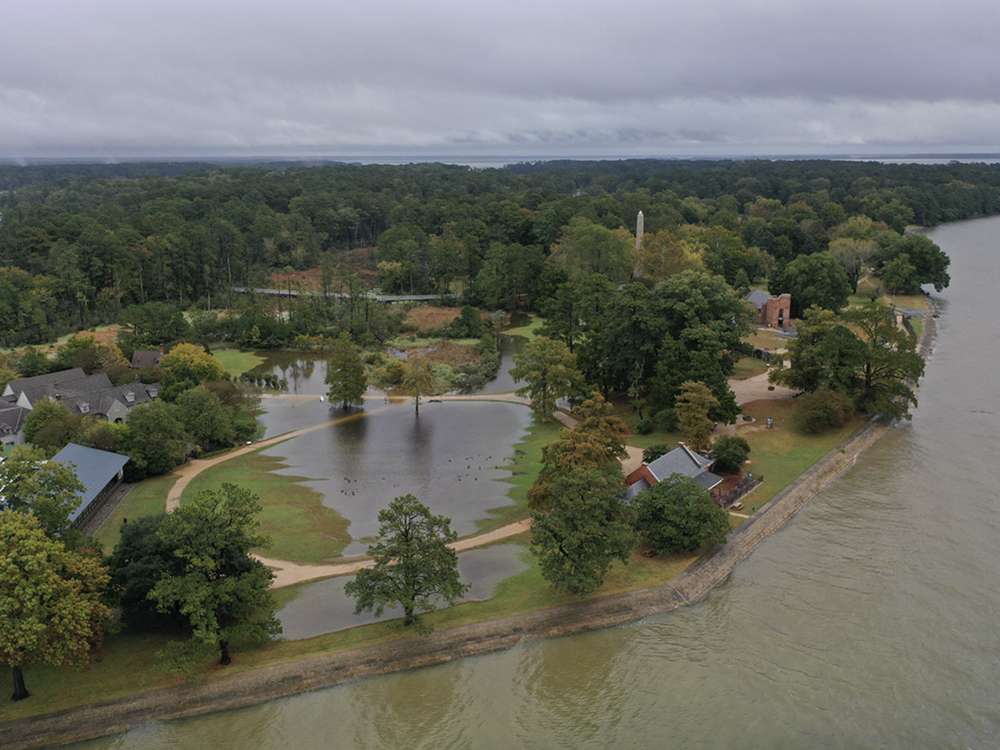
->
(276, 543), (531, 640)
(256, 398), (532, 556)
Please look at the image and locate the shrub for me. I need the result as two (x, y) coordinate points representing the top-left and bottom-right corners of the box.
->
(711, 435), (751, 474)
(635, 418), (654, 435)
(795, 390), (855, 433)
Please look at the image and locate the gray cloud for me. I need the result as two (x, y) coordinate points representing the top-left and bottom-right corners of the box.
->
(4, 0), (1000, 158)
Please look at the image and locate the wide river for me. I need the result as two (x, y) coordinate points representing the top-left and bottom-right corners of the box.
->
(76, 216), (1000, 749)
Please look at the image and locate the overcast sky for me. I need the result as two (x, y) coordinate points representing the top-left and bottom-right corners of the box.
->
(4, 0), (1000, 161)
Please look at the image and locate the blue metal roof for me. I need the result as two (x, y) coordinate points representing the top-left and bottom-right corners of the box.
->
(51, 443), (130, 523)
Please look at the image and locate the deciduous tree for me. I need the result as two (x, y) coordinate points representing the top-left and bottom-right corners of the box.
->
(149, 484), (280, 669)
(634, 475), (730, 554)
(675, 381), (718, 452)
(842, 302), (925, 419)
(511, 336), (584, 421)
(0, 445), (85, 545)
(0, 510), (111, 701)
(345, 494), (468, 634)
(325, 332), (367, 408)
(401, 355), (438, 415)
(530, 466), (635, 596)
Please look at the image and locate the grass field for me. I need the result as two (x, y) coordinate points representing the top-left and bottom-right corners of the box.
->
(504, 314), (545, 341)
(212, 348), (267, 377)
(91, 474), (176, 551)
(180, 451), (351, 564)
(732, 399), (866, 513)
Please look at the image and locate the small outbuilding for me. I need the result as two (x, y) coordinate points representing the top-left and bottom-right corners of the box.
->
(50, 443), (130, 530)
(745, 289), (791, 328)
(625, 443), (723, 495)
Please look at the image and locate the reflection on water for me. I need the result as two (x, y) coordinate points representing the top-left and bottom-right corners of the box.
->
(259, 400), (531, 555)
(276, 544), (531, 640)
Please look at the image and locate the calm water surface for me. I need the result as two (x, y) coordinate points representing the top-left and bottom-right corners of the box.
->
(76, 216), (1000, 749)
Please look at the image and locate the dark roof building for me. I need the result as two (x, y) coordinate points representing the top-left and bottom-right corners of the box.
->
(131, 349), (164, 368)
(0, 402), (29, 447)
(625, 444), (724, 495)
(50, 443), (130, 529)
(2, 368), (89, 399)
(745, 289), (791, 328)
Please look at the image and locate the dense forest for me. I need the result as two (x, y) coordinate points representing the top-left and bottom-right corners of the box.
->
(0, 158), (994, 352)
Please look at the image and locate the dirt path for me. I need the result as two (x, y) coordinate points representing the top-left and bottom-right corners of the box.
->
(729, 369), (797, 405)
(165, 400), (393, 511)
(259, 518), (532, 588)
(162, 392), (550, 588)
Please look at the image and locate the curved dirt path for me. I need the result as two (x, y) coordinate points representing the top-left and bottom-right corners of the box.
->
(165, 381), (796, 588)
(259, 518), (532, 588)
(163, 392), (543, 588)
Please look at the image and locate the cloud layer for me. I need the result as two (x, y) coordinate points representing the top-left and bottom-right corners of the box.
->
(4, 0), (999, 158)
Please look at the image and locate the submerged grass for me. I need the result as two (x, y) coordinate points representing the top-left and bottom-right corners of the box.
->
(180, 451), (351, 564)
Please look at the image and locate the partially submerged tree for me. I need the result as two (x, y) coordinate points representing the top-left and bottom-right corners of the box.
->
(531, 466), (636, 596)
(345, 494), (468, 634)
(149, 484), (280, 669)
(325, 332), (367, 408)
(0, 510), (111, 701)
(401, 355), (438, 415)
(634, 475), (730, 554)
(511, 336), (584, 421)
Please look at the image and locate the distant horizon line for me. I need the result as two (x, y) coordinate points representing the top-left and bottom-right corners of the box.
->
(3, 152), (1000, 168)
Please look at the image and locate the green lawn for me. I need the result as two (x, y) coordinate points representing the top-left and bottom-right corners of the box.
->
(212, 348), (267, 377)
(503, 314), (545, 341)
(745, 327), (788, 351)
(91, 474), (176, 551)
(733, 356), (770, 380)
(733, 399), (866, 514)
(180, 451), (351, 564)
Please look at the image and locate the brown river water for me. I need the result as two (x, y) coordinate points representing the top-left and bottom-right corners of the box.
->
(73, 216), (1000, 749)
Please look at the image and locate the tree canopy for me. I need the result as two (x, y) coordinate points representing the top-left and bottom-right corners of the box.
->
(149, 484), (280, 669)
(634, 475), (730, 554)
(0, 510), (111, 701)
(345, 494), (468, 634)
(511, 336), (584, 421)
(0, 445), (85, 546)
(530, 466), (636, 596)
(325, 332), (367, 408)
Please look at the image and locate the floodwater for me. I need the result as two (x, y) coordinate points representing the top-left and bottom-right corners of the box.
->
(276, 543), (530, 640)
(257, 399), (531, 555)
(73, 216), (1000, 749)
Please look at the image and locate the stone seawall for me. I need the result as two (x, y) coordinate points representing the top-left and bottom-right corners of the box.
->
(1, 412), (899, 750)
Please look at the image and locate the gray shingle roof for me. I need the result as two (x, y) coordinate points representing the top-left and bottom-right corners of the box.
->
(50, 443), (130, 524)
(131, 350), (164, 368)
(745, 289), (772, 310)
(646, 445), (723, 491)
(3, 368), (88, 397)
